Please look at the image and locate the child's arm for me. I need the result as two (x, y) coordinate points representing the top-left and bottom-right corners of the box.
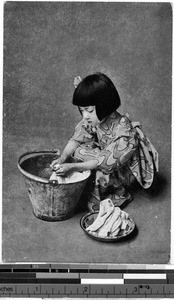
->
(69, 117), (139, 175)
(55, 159), (98, 176)
(50, 140), (79, 169)
(60, 140), (79, 162)
(51, 118), (94, 170)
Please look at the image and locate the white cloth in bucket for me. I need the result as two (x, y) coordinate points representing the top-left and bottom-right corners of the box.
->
(49, 171), (90, 184)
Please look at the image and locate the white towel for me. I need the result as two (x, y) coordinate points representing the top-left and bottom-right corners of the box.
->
(49, 171), (90, 184)
(87, 199), (130, 238)
(87, 199), (115, 232)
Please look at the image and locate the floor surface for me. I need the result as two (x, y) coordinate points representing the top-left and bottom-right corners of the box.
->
(3, 134), (170, 264)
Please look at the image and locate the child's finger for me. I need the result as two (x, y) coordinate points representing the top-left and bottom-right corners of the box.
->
(56, 149), (61, 156)
(50, 163), (55, 169)
(52, 163), (61, 170)
(55, 166), (65, 175)
(50, 161), (60, 170)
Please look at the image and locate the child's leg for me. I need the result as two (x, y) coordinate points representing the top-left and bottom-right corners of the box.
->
(108, 164), (136, 207)
(87, 170), (109, 212)
(73, 145), (136, 212)
(88, 165), (136, 212)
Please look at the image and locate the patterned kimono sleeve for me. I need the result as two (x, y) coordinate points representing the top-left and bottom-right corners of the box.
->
(69, 120), (94, 145)
(96, 117), (138, 173)
(74, 116), (138, 174)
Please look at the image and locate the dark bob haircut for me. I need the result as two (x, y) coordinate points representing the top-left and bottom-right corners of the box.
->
(72, 72), (121, 121)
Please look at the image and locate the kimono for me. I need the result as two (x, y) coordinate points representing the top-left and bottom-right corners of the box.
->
(70, 111), (158, 210)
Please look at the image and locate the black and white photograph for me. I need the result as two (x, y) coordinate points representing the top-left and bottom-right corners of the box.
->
(3, 1), (172, 264)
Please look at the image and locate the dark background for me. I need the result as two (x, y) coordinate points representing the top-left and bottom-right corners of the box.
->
(3, 2), (172, 263)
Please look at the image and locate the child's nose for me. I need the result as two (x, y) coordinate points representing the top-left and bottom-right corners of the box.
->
(83, 111), (90, 119)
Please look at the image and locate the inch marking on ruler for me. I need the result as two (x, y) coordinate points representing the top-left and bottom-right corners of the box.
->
(0, 265), (174, 297)
(0, 284), (174, 297)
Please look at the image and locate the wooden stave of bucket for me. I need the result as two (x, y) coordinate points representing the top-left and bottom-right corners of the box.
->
(18, 150), (91, 221)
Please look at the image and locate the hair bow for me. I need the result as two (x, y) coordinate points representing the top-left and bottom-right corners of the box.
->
(74, 76), (82, 88)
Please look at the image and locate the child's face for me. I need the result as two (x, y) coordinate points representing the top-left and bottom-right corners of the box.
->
(79, 106), (100, 127)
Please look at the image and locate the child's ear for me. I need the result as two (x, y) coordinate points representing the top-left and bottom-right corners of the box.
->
(74, 76), (82, 88)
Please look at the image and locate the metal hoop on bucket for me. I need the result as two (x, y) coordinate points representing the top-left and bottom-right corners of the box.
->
(17, 150), (59, 184)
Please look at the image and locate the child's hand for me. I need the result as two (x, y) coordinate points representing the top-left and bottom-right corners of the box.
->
(55, 163), (74, 176)
(50, 157), (65, 170)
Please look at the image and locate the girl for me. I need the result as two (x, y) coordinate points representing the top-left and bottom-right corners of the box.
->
(51, 73), (158, 212)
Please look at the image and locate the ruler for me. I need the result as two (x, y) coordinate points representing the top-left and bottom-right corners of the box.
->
(0, 264), (174, 298)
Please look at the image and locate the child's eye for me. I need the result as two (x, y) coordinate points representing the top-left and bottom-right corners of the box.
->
(79, 107), (94, 113)
(87, 109), (94, 113)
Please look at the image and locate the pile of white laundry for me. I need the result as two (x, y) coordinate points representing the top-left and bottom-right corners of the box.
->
(87, 198), (130, 238)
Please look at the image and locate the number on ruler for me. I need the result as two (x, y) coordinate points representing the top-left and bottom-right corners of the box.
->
(83, 286), (88, 294)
